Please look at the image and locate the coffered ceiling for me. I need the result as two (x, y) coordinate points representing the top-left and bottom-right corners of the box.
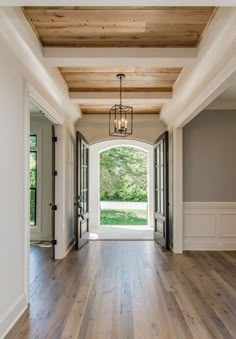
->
(23, 7), (215, 48)
(22, 6), (216, 116)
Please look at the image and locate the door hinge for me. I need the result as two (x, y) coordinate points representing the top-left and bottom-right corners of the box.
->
(52, 136), (57, 142)
(52, 170), (58, 176)
(51, 205), (57, 211)
(52, 239), (57, 245)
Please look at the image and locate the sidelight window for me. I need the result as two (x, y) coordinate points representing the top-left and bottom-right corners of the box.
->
(30, 135), (37, 226)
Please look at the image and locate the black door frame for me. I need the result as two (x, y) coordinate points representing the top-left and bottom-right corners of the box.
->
(50, 125), (57, 260)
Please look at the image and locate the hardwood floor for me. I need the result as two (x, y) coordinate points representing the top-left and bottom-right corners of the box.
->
(6, 242), (236, 339)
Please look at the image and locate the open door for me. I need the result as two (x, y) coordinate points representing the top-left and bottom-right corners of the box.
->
(50, 125), (57, 260)
(75, 132), (90, 249)
(154, 131), (169, 249)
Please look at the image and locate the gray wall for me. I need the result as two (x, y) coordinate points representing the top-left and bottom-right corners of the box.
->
(76, 114), (166, 144)
(183, 110), (236, 202)
(30, 115), (52, 240)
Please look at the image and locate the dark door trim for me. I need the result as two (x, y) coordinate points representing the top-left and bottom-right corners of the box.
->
(51, 125), (57, 259)
(154, 131), (169, 249)
(75, 131), (90, 250)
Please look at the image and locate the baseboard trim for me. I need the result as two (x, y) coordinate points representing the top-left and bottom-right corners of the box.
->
(64, 238), (75, 257)
(0, 293), (27, 339)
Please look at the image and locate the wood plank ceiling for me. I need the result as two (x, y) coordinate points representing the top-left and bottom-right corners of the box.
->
(59, 67), (182, 93)
(23, 7), (215, 48)
(23, 6), (216, 115)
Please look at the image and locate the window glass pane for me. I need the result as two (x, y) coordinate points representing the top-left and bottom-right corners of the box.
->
(160, 165), (164, 190)
(30, 151), (37, 226)
(156, 164), (159, 190)
(30, 135), (37, 147)
(83, 166), (87, 190)
(160, 189), (164, 216)
(30, 188), (36, 226)
(83, 191), (87, 213)
(160, 141), (164, 165)
(80, 164), (84, 190)
(83, 144), (87, 165)
(30, 152), (37, 188)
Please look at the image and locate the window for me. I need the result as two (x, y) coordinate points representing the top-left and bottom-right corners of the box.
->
(30, 135), (37, 226)
(30, 135), (37, 147)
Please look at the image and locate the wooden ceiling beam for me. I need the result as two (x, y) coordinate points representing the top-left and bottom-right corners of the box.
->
(43, 47), (197, 68)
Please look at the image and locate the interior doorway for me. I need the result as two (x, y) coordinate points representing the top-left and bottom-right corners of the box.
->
(29, 99), (57, 259)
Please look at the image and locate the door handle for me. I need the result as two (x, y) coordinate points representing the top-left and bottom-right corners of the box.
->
(74, 202), (83, 210)
(79, 214), (85, 221)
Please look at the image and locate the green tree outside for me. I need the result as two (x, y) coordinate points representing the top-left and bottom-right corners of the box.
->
(100, 146), (147, 202)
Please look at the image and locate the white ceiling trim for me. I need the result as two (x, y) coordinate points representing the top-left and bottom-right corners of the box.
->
(29, 84), (64, 124)
(44, 47), (197, 68)
(69, 91), (172, 104)
(161, 7), (236, 128)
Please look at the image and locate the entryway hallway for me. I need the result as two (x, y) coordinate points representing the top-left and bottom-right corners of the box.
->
(7, 241), (236, 339)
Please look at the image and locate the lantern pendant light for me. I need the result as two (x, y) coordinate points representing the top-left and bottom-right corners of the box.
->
(109, 74), (133, 137)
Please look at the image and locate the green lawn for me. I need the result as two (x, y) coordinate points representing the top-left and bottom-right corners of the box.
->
(100, 209), (148, 225)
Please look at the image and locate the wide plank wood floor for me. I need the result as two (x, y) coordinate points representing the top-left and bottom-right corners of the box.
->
(6, 241), (236, 339)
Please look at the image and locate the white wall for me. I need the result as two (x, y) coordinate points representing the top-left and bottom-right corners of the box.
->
(76, 114), (166, 144)
(0, 34), (75, 337)
(30, 115), (52, 241)
(89, 139), (154, 229)
(0, 34), (28, 338)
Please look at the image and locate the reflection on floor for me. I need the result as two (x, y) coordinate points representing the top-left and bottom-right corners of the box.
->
(89, 225), (153, 240)
(30, 240), (52, 247)
(6, 241), (236, 339)
(29, 244), (52, 284)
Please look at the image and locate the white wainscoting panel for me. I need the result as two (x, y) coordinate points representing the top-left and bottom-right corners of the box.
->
(184, 202), (236, 250)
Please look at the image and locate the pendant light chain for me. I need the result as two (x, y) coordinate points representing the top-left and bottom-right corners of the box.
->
(120, 75), (122, 106)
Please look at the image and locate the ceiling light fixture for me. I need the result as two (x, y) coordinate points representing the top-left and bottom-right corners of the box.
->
(109, 74), (133, 137)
